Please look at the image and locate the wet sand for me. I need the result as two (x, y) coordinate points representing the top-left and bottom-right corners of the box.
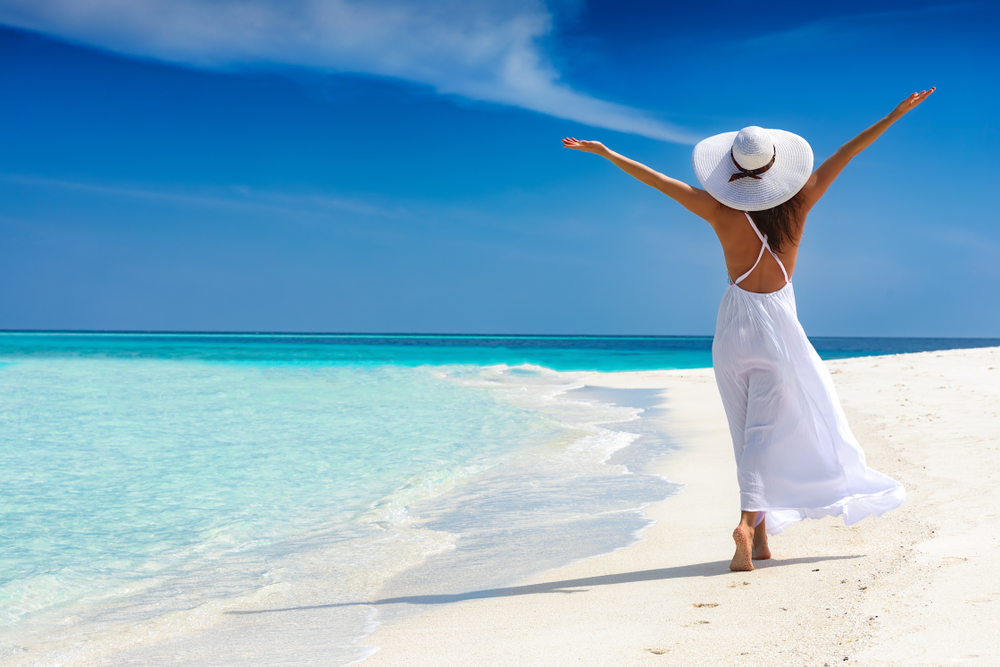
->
(361, 346), (1000, 666)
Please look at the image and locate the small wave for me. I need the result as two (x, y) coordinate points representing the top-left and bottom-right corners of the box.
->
(1, 358), (679, 666)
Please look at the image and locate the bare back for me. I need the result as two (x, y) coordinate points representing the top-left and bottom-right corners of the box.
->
(711, 205), (805, 294)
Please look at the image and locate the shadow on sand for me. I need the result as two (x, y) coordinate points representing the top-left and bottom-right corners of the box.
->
(227, 554), (862, 615)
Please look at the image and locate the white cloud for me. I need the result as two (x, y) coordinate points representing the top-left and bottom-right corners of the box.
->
(0, 172), (409, 220)
(0, 0), (694, 143)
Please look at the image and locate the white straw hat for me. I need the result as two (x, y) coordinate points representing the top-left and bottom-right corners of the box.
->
(692, 126), (814, 211)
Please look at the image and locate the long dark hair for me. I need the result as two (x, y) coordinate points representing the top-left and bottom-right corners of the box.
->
(747, 193), (803, 254)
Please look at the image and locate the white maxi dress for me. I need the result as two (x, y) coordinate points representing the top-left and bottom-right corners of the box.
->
(713, 212), (905, 535)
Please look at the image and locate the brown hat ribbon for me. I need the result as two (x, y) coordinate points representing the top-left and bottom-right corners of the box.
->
(729, 145), (776, 182)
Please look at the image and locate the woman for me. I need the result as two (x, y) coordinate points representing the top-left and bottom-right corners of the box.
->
(563, 88), (935, 571)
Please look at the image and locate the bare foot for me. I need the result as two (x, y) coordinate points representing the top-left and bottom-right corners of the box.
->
(730, 525), (754, 571)
(752, 516), (771, 560)
(752, 535), (771, 560)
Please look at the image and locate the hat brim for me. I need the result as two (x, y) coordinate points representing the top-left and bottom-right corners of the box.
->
(692, 129), (814, 211)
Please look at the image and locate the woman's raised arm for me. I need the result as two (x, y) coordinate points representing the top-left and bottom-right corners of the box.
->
(562, 138), (724, 224)
(797, 88), (936, 212)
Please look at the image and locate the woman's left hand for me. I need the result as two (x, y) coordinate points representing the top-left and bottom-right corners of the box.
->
(562, 137), (607, 155)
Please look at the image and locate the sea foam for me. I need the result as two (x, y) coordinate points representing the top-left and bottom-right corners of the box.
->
(0, 354), (678, 666)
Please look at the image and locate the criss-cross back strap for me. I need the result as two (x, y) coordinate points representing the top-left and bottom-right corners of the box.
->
(732, 211), (789, 285)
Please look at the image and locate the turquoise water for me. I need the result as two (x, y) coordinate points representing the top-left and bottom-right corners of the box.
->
(4, 332), (998, 370)
(1, 360), (549, 620)
(1, 332), (996, 665)
(0, 336), (673, 665)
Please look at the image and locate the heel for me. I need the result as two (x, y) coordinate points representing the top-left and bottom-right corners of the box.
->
(730, 526), (754, 572)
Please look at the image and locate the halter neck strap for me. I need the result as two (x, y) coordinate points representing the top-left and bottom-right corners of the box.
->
(732, 212), (789, 285)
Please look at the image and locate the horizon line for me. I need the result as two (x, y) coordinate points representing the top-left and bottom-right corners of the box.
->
(2, 330), (999, 342)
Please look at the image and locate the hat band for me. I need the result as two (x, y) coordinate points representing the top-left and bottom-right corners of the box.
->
(729, 145), (776, 182)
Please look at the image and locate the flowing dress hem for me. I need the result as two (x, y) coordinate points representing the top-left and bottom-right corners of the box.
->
(749, 485), (906, 535)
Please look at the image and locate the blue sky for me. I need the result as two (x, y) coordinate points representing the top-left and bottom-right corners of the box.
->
(1, 0), (997, 336)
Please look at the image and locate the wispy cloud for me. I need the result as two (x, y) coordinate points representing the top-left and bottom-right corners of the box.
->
(0, 173), (410, 220)
(0, 0), (694, 143)
(0, 172), (625, 246)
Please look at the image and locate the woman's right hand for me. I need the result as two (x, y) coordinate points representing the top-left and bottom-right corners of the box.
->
(890, 88), (936, 119)
(800, 87), (937, 213)
(562, 137), (607, 155)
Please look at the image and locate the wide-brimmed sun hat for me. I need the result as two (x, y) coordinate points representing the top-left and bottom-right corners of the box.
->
(692, 126), (814, 211)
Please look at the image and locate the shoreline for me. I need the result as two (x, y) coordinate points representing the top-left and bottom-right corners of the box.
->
(25, 364), (679, 667)
(340, 375), (686, 659)
(361, 347), (1000, 665)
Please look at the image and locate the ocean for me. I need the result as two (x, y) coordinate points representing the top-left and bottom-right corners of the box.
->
(1, 332), (997, 665)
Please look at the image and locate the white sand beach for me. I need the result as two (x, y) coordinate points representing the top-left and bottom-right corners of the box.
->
(363, 347), (1000, 666)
